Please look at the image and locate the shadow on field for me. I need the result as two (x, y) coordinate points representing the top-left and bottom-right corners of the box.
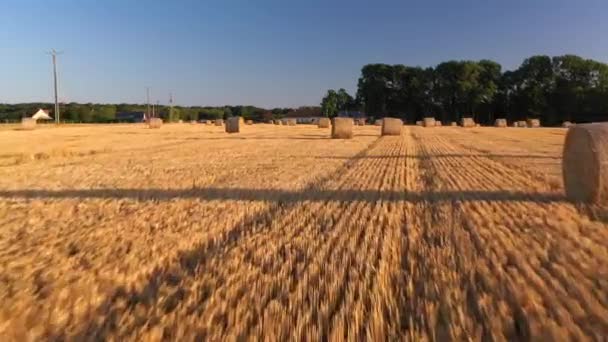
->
(0, 187), (567, 203)
(311, 153), (561, 160)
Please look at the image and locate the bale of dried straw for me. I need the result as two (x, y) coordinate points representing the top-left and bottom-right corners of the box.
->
(515, 121), (526, 127)
(562, 121), (574, 128)
(461, 117), (475, 127)
(21, 118), (36, 130)
(245, 120), (253, 125)
(416, 121), (423, 126)
(423, 117), (436, 127)
(435, 121), (442, 127)
(225, 117), (240, 133)
(563, 123), (608, 203)
(274, 120), (281, 125)
(287, 118), (297, 126)
(382, 117), (403, 136)
(318, 117), (330, 128)
(215, 119), (223, 126)
(527, 119), (541, 128)
(331, 117), (353, 139)
(450, 122), (458, 127)
(148, 118), (163, 129)
(374, 119), (383, 126)
(190, 120), (197, 124)
(495, 119), (507, 127)
(356, 118), (366, 126)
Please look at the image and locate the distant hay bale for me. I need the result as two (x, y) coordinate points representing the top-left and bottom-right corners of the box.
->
(381, 117), (403, 136)
(495, 118), (507, 127)
(318, 117), (330, 128)
(215, 119), (223, 126)
(355, 118), (366, 126)
(563, 123), (608, 203)
(527, 119), (541, 128)
(461, 118), (475, 127)
(287, 118), (297, 126)
(225, 117), (240, 133)
(178, 120), (183, 124)
(435, 121), (442, 127)
(423, 117), (436, 127)
(274, 120), (281, 125)
(245, 120), (253, 125)
(268, 119), (274, 124)
(374, 119), (382, 126)
(21, 118), (36, 130)
(331, 117), (353, 139)
(475, 124), (481, 127)
(562, 121), (574, 128)
(190, 120), (197, 124)
(206, 120), (213, 125)
(148, 118), (163, 129)
(516, 121), (526, 127)
(450, 122), (458, 126)
(416, 121), (423, 126)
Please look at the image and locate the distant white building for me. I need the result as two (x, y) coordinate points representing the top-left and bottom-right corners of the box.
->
(30, 109), (53, 121)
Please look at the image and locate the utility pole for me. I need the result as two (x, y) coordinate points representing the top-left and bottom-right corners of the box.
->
(146, 87), (151, 121)
(47, 49), (63, 124)
(169, 92), (173, 120)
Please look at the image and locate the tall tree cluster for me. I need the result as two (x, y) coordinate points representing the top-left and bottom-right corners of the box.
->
(351, 55), (608, 125)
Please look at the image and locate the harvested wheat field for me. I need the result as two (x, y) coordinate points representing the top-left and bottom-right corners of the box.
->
(0, 123), (607, 340)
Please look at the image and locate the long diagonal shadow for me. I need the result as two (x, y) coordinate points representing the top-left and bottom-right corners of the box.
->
(0, 187), (567, 203)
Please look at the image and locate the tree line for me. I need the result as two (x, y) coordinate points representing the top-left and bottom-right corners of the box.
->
(0, 103), (297, 123)
(322, 54), (608, 125)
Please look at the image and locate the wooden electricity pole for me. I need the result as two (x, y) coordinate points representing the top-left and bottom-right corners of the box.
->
(47, 49), (63, 124)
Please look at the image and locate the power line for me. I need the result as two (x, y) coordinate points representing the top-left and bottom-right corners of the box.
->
(46, 49), (63, 124)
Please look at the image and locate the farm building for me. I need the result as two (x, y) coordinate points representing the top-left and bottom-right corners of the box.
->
(116, 112), (146, 123)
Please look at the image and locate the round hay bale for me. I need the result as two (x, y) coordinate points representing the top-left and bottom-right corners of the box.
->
(450, 122), (458, 127)
(225, 117), (240, 133)
(461, 118), (475, 127)
(355, 118), (366, 126)
(331, 117), (353, 139)
(318, 117), (330, 128)
(288, 118), (297, 126)
(245, 120), (253, 125)
(416, 121), (423, 126)
(178, 120), (183, 124)
(381, 117), (402, 136)
(527, 119), (540, 128)
(435, 121), (442, 127)
(516, 121), (526, 127)
(423, 117), (436, 127)
(214, 119), (224, 126)
(374, 119), (383, 126)
(148, 118), (163, 129)
(562, 121), (574, 128)
(494, 119), (507, 127)
(563, 123), (608, 203)
(21, 118), (37, 130)
(475, 124), (481, 127)
(274, 120), (281, 125)
(190, 120), (197, 124)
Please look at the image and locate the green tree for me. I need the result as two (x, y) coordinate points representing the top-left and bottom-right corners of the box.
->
(321, 89), (339, 117)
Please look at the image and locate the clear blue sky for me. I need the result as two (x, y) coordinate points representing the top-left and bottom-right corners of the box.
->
(1, 0), (607, 108)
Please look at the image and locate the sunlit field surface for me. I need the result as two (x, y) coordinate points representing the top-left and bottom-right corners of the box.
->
(1, 123), (607, 340)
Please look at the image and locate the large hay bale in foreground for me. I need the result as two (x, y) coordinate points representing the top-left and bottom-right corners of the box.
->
(527, 119), (541, 128)
(331, 117), (353, 139)
(374, 119), (382, 126)
(563, 123), (608, 203)
(495, 119), (507, 127)
(461, 117), (475, 127)
(215, 119), (223, 126)
(225, 117), (240, 133)
(148, 118), (163, 129)
(318, 117), (330, 128)
(423, 117), (436, 127)
(21, 118), (36, 130)
(381, 117), (402, 136)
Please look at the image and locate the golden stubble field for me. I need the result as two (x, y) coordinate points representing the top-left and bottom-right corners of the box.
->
(0, 123), (607, 340)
